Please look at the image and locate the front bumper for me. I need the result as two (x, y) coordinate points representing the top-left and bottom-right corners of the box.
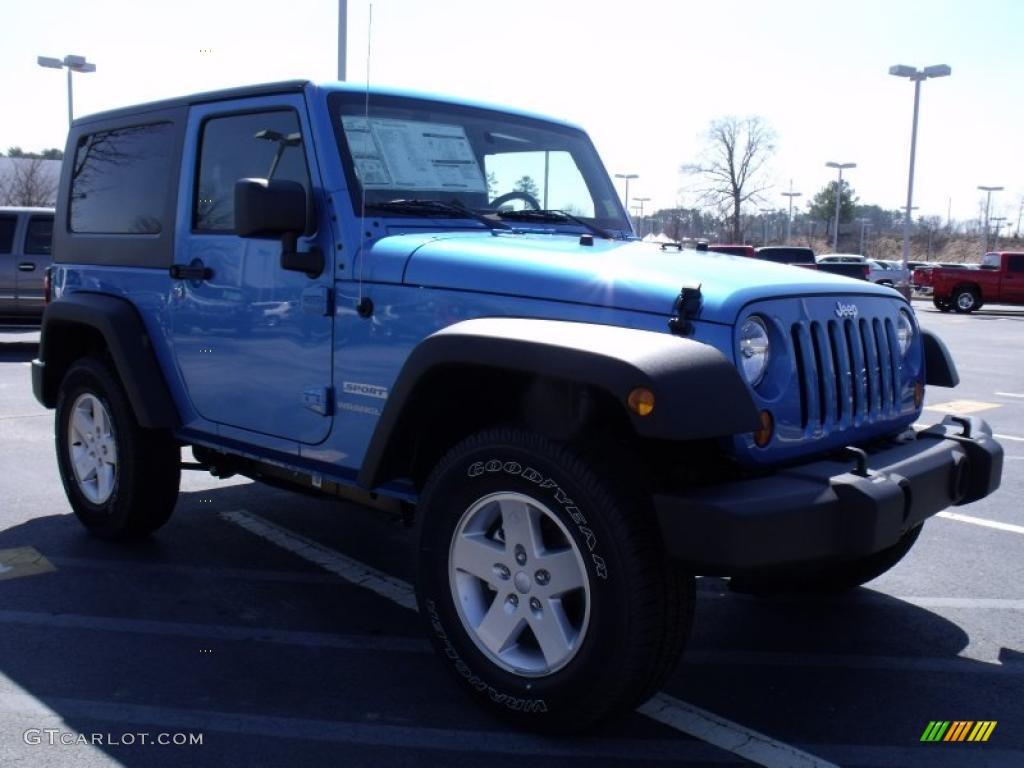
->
(655, 415), (1002, 573)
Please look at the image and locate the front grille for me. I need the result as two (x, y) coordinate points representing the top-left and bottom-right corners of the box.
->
(790, 315), (901, 433)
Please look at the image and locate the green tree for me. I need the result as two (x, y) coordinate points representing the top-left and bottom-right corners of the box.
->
(808, 180), (858, 236)
(513, 175), (540, 202)
(4, 147), (63, 160)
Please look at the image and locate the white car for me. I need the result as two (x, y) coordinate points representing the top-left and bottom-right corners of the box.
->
(872, 259), (911, 286)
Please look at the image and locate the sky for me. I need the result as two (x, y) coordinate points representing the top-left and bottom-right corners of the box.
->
(4, 0), (1023, 228)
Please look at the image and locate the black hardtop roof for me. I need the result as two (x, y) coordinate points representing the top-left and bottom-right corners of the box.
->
(73, 80), (311, 126)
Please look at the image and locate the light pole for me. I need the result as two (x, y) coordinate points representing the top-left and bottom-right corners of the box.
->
(825, 161), (856, 252)
(759, 208), (774, 244)
(781, 181), (802, 244)
(615, 173), (638, 212)
(37, 54), (96, 126)
(337, 0), (347, 80)
(856, 217), (870, 255)
(633, 197), (650, 236)
(977, 185), (1003, 253)
(990, 216), (1007, 248)
(890, 64), (951, 275)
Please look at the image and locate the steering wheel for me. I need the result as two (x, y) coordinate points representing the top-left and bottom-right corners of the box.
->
(490, 190), (541, 211)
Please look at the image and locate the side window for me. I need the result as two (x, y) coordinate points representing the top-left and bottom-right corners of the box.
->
(1010, 255), (1024, 273)
(0, 215), (15, 253)
(25, 216), (54, 256)
(194, 110), (311, 232)
(70, 123), (174, 234)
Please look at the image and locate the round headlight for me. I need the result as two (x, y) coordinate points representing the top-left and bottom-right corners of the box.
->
(896, 310), (915, 356)
(739, 316), (771, 385)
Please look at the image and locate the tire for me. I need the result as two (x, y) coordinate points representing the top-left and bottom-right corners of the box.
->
(932, 298), (952, 312)
(731, 524), (924, 595)
(952, 288), (979, 313)
(415, 428), (694, 732)
(55, 357), (180, 539)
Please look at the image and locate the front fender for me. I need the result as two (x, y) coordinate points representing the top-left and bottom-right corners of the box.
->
(358, 318), (759, 488)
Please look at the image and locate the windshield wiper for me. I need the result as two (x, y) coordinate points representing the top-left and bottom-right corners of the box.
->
(495, 209), (614, 239)
(365, 199), (511, 231)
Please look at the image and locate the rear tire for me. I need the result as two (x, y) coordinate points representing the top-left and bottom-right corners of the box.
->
(952, 288), (979, 313)
(55, 357), (180, 539)
(415, 428), (694, 732)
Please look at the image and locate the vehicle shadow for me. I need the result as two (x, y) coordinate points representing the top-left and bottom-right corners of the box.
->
(670, 576), (1023, 753)
(1, 484), (1020, 763)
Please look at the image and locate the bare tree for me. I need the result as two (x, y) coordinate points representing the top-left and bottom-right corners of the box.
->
(0, 157), (59, 207)
(681, 116), (775, 242)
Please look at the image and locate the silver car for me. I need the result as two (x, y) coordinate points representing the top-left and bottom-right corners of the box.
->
(0, 206), (54, 322)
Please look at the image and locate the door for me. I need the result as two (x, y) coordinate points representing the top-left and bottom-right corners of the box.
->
(170, 98), (334, 444)
(1004, 254), (1024, 303)
(0, 214), (16, 315)
(16, 214), (53, 315)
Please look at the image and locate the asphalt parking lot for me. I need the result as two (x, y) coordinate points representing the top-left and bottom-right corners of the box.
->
(1, 303), (1022, 768)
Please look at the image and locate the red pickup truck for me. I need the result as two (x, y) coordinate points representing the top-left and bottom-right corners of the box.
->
(917, 252), (1024, 312)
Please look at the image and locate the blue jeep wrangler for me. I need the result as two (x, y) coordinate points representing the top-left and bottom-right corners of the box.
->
(32, 80), (1002, 730)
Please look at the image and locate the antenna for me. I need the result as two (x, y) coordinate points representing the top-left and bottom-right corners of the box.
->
(355, 3), (374, 318)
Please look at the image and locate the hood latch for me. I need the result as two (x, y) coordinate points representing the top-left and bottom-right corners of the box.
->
(668, 283), (702, 336)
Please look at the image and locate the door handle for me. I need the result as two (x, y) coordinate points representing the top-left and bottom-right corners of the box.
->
(18, 263), (36, 272)
(169, 263), (213, 280)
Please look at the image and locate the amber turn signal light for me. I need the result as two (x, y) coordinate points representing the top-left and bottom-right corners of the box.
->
(627, 388), (655, 417)
(753, 409), (774, 447)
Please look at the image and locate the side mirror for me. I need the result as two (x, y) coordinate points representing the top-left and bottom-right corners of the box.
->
(234, 178), (323, 277)
(234, 178), (307, 237)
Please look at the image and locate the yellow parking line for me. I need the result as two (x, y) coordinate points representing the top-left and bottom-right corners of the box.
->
(0, 547), (56, 581)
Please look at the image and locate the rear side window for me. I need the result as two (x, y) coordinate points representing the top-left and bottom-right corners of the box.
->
(70, 122), (174, 234)
(194, 110), (311, 232)
(1009, 255), (1024, 273)
(25, 216), (53, 255)
(0, 215), (15, 253)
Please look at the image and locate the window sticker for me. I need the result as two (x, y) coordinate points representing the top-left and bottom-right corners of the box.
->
(342, 116), (486, 193)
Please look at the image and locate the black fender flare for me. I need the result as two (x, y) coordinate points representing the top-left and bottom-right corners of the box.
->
(357, 318), (760, 488)
(33, 292), (179, 428)
(921, 329), (959, 388)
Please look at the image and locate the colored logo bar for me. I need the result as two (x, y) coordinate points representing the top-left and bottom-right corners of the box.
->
(920, 721), (997, 742)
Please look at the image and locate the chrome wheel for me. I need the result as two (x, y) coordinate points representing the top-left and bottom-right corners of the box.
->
(956, 291), (976, 311)
(68, 393), (118, 505)
(448, 491), (591, 677)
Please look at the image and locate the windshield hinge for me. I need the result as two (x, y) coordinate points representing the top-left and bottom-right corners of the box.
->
(668, 283), (702, 336)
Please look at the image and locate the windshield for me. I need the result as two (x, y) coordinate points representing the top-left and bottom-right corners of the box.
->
(981, 253), (1000, 269)
(328, 91), (630, 233)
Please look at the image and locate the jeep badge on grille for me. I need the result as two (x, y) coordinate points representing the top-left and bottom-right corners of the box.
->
(835, 301), (859, 319)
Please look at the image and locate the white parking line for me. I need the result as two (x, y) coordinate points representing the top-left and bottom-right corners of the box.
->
(220, 509), (417, 610)
(222, 509), (834, 768)
(937, 510), (1024, 535)
(995, 392), (1024, 398)
(639, 694), (839, 768)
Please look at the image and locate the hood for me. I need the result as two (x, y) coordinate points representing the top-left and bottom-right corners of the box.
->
(379, 232), (902, 325)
